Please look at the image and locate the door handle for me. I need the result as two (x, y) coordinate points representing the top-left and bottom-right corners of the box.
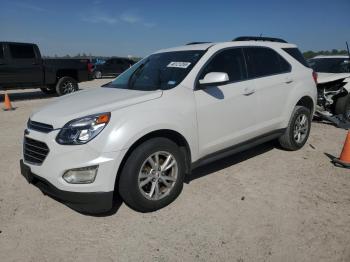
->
(243, 87), (256, 96)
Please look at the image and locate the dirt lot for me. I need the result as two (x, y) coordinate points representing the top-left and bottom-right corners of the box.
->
(0, 80), (350, 262)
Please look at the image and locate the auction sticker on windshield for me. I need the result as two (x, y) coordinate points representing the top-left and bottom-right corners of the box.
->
(167, 62), (191, 69)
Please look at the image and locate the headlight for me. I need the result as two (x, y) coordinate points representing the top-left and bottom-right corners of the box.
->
(56, 112), (111, 145)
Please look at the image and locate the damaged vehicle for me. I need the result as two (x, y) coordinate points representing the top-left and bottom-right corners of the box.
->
(308, 55), (350, 125)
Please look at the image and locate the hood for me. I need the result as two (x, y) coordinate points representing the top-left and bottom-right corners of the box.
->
(317, 73), (350, 84)
(30, 87), (163, 128)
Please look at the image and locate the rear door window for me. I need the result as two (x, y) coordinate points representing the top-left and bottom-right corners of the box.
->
(244, 47), (291, 78)
(9, 44), (36, 59)
(200, 48), (247, 83)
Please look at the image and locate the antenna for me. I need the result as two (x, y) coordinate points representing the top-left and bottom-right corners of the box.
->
(347, 41), (350, 71)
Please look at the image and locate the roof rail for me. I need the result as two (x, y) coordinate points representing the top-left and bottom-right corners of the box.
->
(186, 42), (212, 45)
(233, 36), (287, 43)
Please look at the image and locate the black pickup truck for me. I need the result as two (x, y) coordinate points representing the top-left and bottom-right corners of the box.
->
(0, 42), (93, 96)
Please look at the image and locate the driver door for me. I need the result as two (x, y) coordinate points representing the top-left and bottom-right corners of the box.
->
(194, 48), (259, 157)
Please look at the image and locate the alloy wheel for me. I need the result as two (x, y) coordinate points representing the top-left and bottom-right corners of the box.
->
(62, 81), (75, 94)
(293, 114), (309, 144)
(138, 151), (178, 201)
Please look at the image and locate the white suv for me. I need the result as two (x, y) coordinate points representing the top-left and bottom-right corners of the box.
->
(21, 37), (317, 213)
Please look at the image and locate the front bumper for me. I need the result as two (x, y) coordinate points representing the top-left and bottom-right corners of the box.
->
(22, 129), (127, 193)
(20, 160), (113, 213)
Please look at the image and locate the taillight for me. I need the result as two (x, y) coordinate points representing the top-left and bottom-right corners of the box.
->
(87, 62), (94, 73)
(312, 71), (318, 85)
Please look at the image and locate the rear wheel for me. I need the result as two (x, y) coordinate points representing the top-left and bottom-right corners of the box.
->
(118, 137), (185, 212)
(40, 86), (56, 95)
(94, 71), (102, 79)
(55, 77), (78, 96)
(278, 106), (311, 151)
(335, 94), (350, 121)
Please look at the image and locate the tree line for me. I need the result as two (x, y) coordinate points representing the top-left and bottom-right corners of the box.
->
(42, 53), (142, 62)
(43, 49), (349, 61)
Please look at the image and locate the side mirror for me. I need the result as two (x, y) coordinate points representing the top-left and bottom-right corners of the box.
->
(198, 72), (229, 88)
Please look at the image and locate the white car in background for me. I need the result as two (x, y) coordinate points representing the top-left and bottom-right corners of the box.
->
(309, 55), (350, 121)
(20, 37), (317, 213)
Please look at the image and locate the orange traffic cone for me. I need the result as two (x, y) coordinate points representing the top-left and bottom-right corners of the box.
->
(333, 131), (350, 169)
(3, 92), (15, 111)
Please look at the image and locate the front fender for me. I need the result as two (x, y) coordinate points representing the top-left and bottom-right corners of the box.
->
(99, 87), (199, 161)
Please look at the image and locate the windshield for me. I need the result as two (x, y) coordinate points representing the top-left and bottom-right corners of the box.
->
(309, 58), (350, 73)
(104, 50), (205, 91)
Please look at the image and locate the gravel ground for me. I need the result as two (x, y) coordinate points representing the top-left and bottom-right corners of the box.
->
(0, 80), (350, 262)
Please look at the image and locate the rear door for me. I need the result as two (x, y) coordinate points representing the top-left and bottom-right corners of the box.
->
(7, 43), (43, 85)
(243, 47), (293, 132)
(194, 48), (259, 157)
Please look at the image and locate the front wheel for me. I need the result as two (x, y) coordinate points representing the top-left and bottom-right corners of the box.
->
(334, 94), (350, 122)
(55, 77), (78, 96)
(278, 106), (311, 151)
(118, 138), (185, 212)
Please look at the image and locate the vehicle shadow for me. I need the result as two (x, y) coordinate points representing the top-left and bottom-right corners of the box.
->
(47, 192), (123, 217)
(76, 141), (276, 217)
(0, 90), (56, 102)
(77, 197), (123, 217)
(188, 141), (275, 182)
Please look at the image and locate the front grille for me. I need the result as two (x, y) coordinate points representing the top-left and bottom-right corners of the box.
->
(23, 137), (49, 165)
(27, 119), (54, 133)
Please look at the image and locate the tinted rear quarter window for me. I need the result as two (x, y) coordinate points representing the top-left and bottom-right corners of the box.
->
(9, 44), (36, 59)
(283, 48), (310, 67)
(200, 48), (247, 82)
(0, 45), (4, 59)
(244, 47), (291, 78)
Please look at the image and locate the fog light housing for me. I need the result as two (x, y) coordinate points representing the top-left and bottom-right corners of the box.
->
(63, 165), (98, 184)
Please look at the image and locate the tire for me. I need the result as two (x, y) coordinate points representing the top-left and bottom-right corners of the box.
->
(40, 86), (56, 95)
(94, 71), (102, 79)
(118, 137), (185, 212)
(335, 94), (350, 121)
(55, 77), (78, 96)
(278, 106), (311, 151)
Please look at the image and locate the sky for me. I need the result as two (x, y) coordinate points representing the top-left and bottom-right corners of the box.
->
(0, 0), (349, 57)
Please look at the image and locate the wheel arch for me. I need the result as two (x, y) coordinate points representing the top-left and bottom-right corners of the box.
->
(296, 95), (314, 114)
(56, 69), (78, 81)
(114, 129), (192, 191)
